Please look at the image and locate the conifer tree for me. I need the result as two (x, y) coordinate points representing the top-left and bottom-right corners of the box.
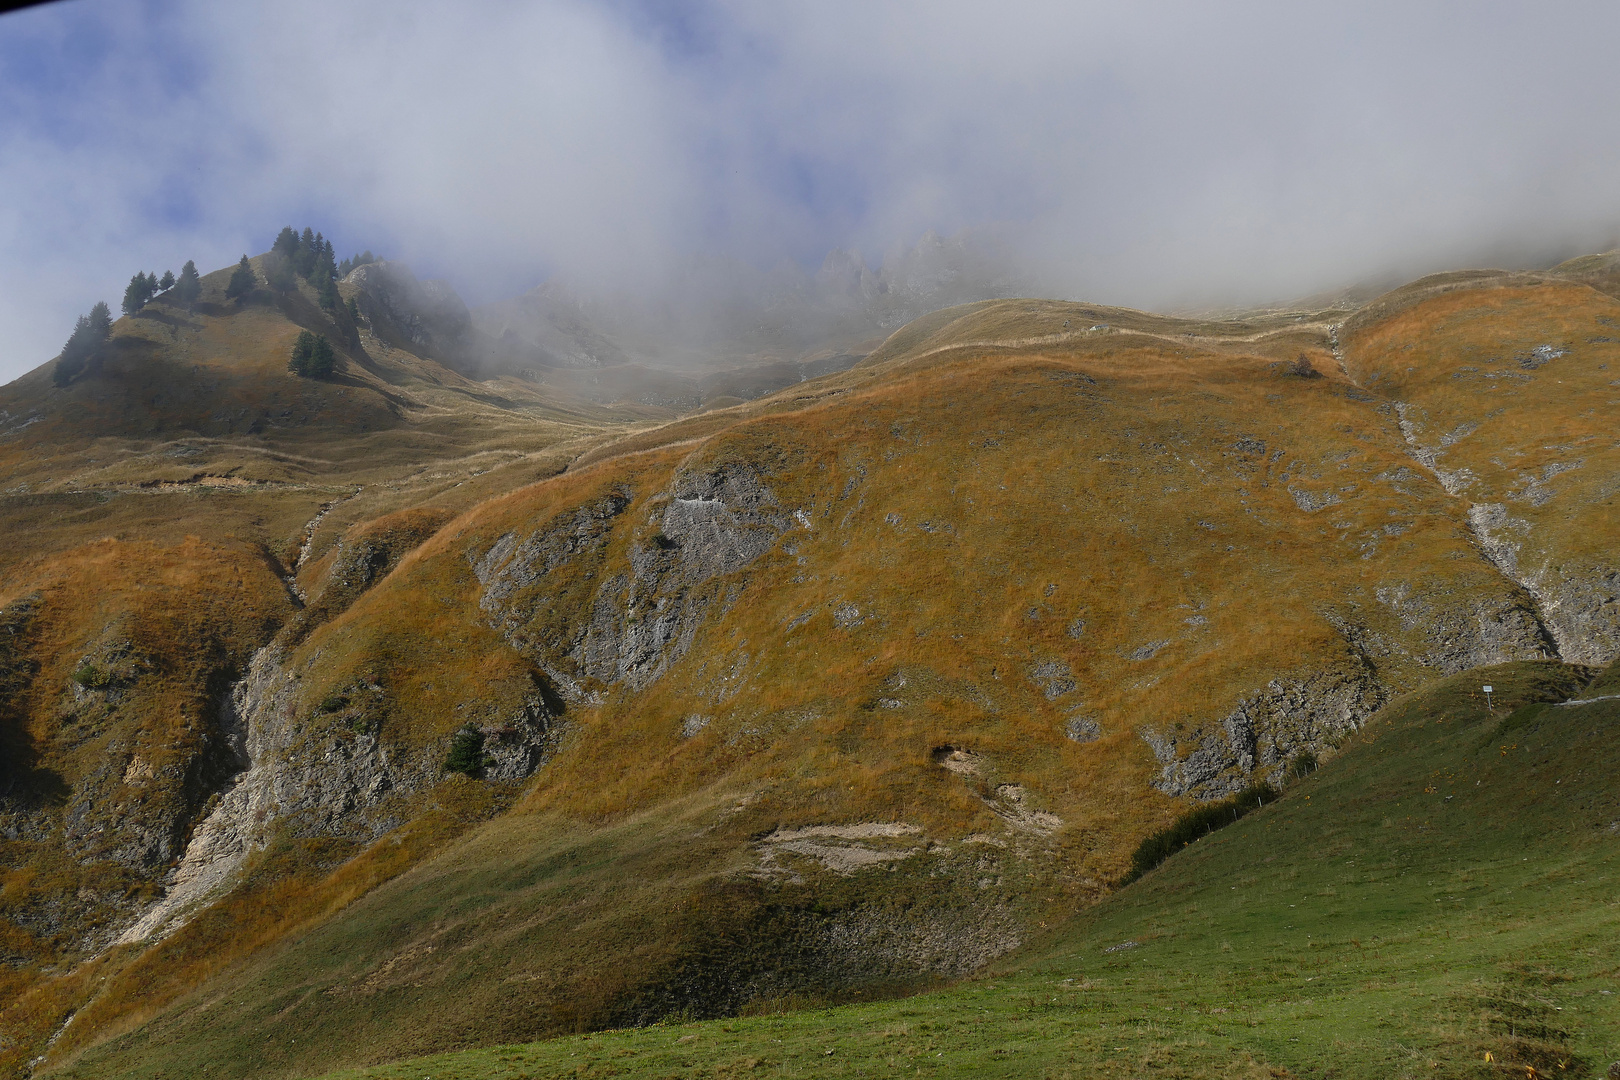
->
(338, 256), (352, 277)
(295, 227), (317, 277)
(313, 243), (340, 310)
(53, 301), (113, 387)
(159, 269), (175, 291)
(265, 254), (298, 293)
(288, 330), (316, 375)
(121, 272), (151, 316)
(308, 334), (335, 377)
(272, 227), (299, 261)
(226, 255), (257, 299)
(288, 331), (335, 378)
(87, 300), (111, 339)
(316, 274), (339, 312)
(54, 315), (93, 386)
(175, 261), (201, 308)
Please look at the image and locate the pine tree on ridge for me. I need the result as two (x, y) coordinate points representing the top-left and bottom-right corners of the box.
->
(175, 261), (201, 309)
(53, 301), (113, 386)
(226, 256), (257, 300)
(121, 272), (154, 316)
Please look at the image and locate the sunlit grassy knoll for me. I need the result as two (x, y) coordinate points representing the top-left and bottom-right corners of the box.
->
(0, 255), (657, 503)
(286, 660), (1620, 1080)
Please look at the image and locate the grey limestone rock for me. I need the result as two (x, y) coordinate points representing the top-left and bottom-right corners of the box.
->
(1142, 660), (1384, 799)
(471, 462), (797, 698)
(580, 462), (793, 690)
(1064, 713), (1102, 743)
(1469, 502), (1620, 664)
(116, 643), (559, 945)
(1027, 659), (1077, 700)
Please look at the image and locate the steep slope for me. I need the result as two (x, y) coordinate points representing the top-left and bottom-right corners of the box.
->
(0, 252), (667, 1077)
(4, 262), (1617, 1078)
(291, 659), (1618, 1079)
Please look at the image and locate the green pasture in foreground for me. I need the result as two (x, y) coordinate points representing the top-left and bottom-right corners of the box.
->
(303, 660), (1618, 1080)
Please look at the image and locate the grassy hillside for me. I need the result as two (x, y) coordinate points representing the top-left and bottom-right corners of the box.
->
(229, 659), (1618, 1079)
(4, 262), (1618, 1078)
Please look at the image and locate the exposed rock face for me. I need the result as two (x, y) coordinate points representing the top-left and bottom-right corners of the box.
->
(347, 261), (473, 357)
(1470, 503), (1620, 665)
(471, 487), (634, 701)
(586, 463), (792, 691)
(1372, 576), (1556, 672)
(471, 463), (796, 698)
(3, 622), (242, 878)
(1142, 659), (1385, 799)
(116, 643), (559, 945)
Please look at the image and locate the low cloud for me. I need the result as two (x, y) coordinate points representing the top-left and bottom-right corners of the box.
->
(4, 0), (1620, 382)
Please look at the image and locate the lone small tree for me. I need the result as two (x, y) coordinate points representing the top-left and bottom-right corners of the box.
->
(52, 301), (113, 387)
(174, 260), (201, 308)
(288, 331), (335, 377)
(443, 724), (485, 777)
(1290, 354), (1323, 379)
(225, 256), (257, 299)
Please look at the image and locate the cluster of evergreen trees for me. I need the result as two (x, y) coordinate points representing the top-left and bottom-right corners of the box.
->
(121, 260), (202, 315)
(53, 302), (113, 386)
(65, 232), (367, 387)
(267, 226), (343, 310)
(337, 251), (378, 277)
(288, 330), (335, 378)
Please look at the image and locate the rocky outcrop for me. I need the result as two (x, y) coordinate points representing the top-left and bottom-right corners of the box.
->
(1469, 503), (1620, 665)
(1371, 576), (1556, 672)
(1142, 659), (1385, 799)
(471, 462), (797, 698)
(471, 487), (634, 701)
(580, 463), (793, 690)
(116, 643), (559, 945)
(347, 261), (473, 359)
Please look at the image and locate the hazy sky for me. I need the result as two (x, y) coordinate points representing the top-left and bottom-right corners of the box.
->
(4, 0), (1620, 383)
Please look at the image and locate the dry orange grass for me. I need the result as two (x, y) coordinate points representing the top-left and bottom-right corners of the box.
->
(9, 274), (1619, 1075)
(267, 302), (1562, 891)
(0, 535), (293, 1075)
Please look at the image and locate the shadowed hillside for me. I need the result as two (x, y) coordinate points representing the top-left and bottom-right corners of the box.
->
(2, 255), (1617, 1078)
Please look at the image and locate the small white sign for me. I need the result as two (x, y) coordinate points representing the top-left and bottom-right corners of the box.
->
(1482, 685), (1493, 693)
